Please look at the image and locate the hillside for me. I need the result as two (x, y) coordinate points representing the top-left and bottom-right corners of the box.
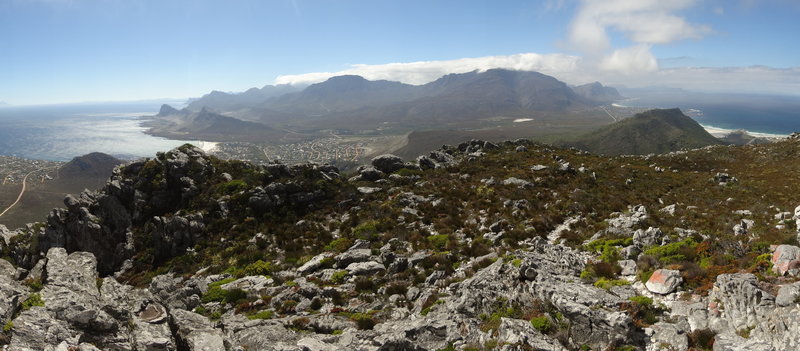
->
(572, 81), (624, 102)
(562, 108), (725, 155)
(1, 137), (800, 349)
(155, 70), (616, 141)
(0, 153), (122, 229)
(59, 152), (123, 178)
(143, 108), (286, 143)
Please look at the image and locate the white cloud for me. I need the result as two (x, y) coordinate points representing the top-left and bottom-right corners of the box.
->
(598, 45), (658, 74)
(567, 0), (710, 74)
(274, 53), (581, 86)
(271, 52), (800, 97)
(569, 0), (710, 51)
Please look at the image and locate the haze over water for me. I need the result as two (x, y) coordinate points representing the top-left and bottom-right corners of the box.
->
(0, 102), (199, 161)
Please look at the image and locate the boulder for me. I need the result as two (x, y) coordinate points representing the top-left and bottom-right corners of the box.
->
(646, 322), (688, 351)
(8, 307), (81, 350)
(771, 245), (800, 276)
(618, 259), (637, 276)
(0, 259), (27, 322)
(345, 261), (386, 275)
(334, 248), (372, 268)
(709, 273), (775, 331)
(220, 275), (274, 298)
(358, 166), (385, 181)
(371, 154), (406, 174)
(775, 282), (800, 307)
(149, 213), (205, 264)
(297, 253), (333, 275)
(169, 309), (226, 351)
(633, 227), (663, 248)
(502, 177), (533, 188)
(40, 248), (116, 330)
(645, 269), (682, 295)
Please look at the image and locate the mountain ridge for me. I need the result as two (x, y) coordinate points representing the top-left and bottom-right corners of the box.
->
(561, 108), (725, 155)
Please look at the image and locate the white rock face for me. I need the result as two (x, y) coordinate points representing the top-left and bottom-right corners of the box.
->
(645, 269), (683, 295)
(771, 244), (800, 276)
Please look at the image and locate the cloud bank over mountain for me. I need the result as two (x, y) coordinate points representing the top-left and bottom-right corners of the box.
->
(273, 53), (800, 96)
(273, 0), (797, 96)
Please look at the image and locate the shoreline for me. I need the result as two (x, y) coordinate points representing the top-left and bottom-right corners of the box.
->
(700, 124), (789, 139)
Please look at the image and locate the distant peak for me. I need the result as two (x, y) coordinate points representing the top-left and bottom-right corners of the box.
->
(157, 104), (180, 116)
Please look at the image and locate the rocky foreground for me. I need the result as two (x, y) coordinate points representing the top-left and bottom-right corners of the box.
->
(1, 139), (800, 350)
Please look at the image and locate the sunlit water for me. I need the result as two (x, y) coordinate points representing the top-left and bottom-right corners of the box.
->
(0, 102), (200, 161)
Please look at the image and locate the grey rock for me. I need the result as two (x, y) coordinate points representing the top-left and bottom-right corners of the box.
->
(775, 282), (800, 307)
(496, 317), (567, 350)
(9, 307), (81, 351)
(40, 248), (115, 330)
(606, 205), (648, 235)
(298, 253), (334, 275)
(712, 332), (773, 351)
(0, 259), (26, 322)
(371, 154), (406, 174)
(771, 244), (800, 276)
(170, 309), (226, 351)
(358, 166), (385, 181)
(148, 213), (205, 264)
(618, 259), (637, 276)
(357, 186), (382, 194)
(709, 273), (775, 331)
(334, 248), (372, 268)
(221, 275), (274, 298)
(228, 321), (298, 350)
(645, 269), (683, 295)
(502, 177), (533, 188)
(633, 227), (663, 248)
(646, 322), (688, 351)
(346, 261), (386, 276)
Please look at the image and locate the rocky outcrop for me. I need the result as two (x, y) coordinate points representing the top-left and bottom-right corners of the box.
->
(645, 269), (683, 295)
(771, 244), (800, 276)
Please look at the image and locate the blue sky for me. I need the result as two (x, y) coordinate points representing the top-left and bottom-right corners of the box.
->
(1, 0), (798, 105)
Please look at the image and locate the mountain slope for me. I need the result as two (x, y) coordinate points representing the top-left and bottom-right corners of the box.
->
(59, 152), (123, 178)
(187, 84), (302, 111)
(572, 81), (624, 102)
(3, 137), (800, 349)
(563, 108), (725, 155)
(144, 108), (284, 143)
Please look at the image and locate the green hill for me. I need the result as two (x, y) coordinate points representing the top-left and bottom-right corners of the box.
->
(562, 108), (725, 155)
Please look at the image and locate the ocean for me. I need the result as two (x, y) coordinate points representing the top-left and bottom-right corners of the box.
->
(0, 102), (210, 161)
(618, 90), (800, 137)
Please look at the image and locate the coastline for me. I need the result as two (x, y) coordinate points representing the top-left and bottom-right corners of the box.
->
(700, 124), (789, 139)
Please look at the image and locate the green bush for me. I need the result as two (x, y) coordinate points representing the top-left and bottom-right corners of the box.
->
(201, 285), (248, 304)
(530, 316), (553, 333)
(220, 179), (248, 194)
(21, 293), (44, 310)
(427, 234), (449, 250)
(330, 270), (349, 284)
(325, 238), (352, 252)
(350, 313), (376, 330)
(593, 278), (631, 290)
(3, 321), (12, 332)
(242, 260), (273, 277)
(585, 238), (633, 253)
(644, 239), (696, 259)
(629, 295), (653, 307)
(247, 310), (274, 320)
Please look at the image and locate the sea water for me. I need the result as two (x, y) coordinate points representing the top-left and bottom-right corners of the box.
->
(0, 102), (206, 161)
(619, 91), (800, 137)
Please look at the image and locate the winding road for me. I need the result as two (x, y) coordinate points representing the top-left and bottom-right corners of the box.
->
(0, 167), (52, 218)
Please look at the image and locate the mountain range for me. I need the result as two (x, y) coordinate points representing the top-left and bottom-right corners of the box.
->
(559, 108), (725, 155)
(149, 69), (623, 143)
